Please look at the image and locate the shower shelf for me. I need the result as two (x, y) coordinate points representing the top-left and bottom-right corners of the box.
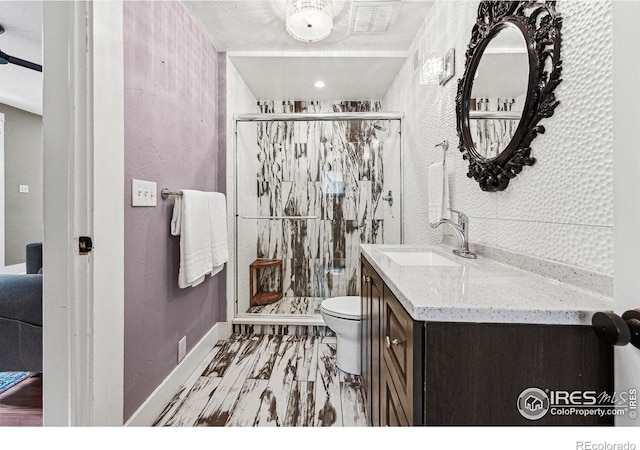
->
(249, 258), (283, 307)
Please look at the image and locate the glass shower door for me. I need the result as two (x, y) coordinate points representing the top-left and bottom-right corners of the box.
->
(235, 117), (401, 318)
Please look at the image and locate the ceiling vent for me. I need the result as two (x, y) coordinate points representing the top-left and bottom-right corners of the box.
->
(349, 1), (400, 34)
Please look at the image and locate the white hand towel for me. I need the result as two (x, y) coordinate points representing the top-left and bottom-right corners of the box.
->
(428, 162), (451, 223)
(171, 190), (228, 288)
(207, 192), (229, 276)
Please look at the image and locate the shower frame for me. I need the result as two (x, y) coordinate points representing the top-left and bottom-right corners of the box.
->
(232, 111), (404, 327)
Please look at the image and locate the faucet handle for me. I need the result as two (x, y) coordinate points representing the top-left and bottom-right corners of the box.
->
(448, 208), (468, 223)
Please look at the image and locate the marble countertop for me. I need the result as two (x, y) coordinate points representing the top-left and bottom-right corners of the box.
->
(360, 244), (614, 325)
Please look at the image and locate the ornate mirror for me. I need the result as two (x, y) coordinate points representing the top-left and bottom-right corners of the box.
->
(456, 1), (563, 191)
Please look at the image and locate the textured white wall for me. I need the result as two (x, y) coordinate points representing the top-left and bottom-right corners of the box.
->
(384, 0), (613, 276)
(226, 58), (259, 316)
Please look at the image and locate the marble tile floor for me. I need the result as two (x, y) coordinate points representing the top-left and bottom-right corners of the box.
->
(154, 334), (368, 427)
(246, 296), (323, 316)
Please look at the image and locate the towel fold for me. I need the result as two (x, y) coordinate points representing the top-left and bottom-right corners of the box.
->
(428, 162), (451, 223)
(171, 190), (228, 289)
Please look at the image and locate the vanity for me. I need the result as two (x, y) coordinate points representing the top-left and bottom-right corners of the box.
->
(359, 244), (615, 426)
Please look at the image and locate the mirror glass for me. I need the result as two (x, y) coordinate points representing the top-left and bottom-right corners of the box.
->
(469, 25), (528, 160)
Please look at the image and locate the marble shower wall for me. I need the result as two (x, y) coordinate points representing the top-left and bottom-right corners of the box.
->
(253, 100), (392, 298)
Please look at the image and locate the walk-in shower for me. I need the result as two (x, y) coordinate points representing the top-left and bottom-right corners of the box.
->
(233, 105), (402, 325)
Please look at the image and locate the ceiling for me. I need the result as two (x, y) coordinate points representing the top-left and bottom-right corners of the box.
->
(0, 1), (42, 115)
(184, 1), (431, 52)
(229, 55), (405, 101)
(184, 0), (432, 101)
(0, 1), (431, 114)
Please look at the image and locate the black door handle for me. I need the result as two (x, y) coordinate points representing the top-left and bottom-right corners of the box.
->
(621, 309), (640, 349)
(592, 309), (640, 349)
(592, 312), (630, 346)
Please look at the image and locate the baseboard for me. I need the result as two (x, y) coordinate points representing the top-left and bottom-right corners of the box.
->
(124, 321), (230, 427)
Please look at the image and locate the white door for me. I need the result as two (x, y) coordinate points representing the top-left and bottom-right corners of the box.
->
(613, 0), (640, 428)
(42, 0), (125, 426)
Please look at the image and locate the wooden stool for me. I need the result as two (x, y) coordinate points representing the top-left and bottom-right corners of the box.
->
(250, 258), (283, 306)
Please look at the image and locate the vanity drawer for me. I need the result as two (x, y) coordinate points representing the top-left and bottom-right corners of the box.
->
(381, 288), (423, 425)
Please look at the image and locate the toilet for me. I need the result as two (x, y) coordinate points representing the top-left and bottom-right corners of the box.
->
(320, 296), (361, 375)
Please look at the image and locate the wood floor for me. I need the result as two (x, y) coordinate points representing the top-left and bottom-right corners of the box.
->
(154, 334), (368, 427)
(0, 375), (43, 427)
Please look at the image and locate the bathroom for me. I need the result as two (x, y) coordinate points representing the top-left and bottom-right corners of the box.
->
(6, 0), (638, 443)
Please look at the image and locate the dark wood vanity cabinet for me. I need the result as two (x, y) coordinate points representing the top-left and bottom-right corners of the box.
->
(360, 257), (614, 426)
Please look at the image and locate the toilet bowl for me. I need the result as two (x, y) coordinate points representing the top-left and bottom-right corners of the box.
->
(320, 296), (361, 375)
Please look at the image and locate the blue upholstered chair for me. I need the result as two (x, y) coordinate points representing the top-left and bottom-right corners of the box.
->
(0, 243), (43, 372)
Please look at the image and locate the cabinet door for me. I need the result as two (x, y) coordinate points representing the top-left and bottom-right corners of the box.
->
(370, 267), (383, 426)
(381, 288), (423, 425)
(361, 260), (383, 426)
(381, 364), (410, 426)
(360, 261), (371, 421)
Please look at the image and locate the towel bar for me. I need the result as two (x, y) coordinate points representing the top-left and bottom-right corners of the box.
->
(161, 188), (183, 199)
(468, 111), (522, 120)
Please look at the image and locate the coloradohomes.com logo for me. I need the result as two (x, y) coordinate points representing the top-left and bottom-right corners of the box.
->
(517, 387), (637, 420)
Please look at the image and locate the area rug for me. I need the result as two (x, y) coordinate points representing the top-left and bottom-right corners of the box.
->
(0, 372), (29, 394)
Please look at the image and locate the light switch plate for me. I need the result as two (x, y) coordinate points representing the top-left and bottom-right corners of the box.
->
(131, 179), (157, 207)
(19, 185), (29, 193)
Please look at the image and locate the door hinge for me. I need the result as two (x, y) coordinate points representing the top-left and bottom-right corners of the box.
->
(79, 236), (93, 255)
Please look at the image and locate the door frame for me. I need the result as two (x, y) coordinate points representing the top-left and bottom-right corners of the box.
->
(42, 0), (125, 425)
(612, 0), (640, 428)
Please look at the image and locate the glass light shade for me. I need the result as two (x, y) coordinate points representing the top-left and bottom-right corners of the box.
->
(286, 0), (333, 43)
(419, 54), (444, 85)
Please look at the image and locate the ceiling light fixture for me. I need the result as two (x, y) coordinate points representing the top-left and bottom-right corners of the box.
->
(314, 80), (325, 88)
(286, 0), (333, 43)
(419, 53), (443, 85)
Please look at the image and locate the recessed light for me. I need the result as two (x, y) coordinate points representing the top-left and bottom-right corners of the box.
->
(314, 81), (325, 88)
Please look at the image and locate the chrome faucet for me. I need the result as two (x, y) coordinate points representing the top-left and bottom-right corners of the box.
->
(430, 208), (477, 259)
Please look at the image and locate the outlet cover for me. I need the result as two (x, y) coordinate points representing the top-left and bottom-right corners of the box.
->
(19, 184), (29, 193)
(131, 179), (157, 207)
(178, 336), (187, 363)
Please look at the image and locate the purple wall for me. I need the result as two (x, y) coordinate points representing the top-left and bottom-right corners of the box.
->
(123, 1), (226, 420)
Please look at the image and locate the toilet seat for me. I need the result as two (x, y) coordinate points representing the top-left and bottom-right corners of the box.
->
(320, 296), (361, 321)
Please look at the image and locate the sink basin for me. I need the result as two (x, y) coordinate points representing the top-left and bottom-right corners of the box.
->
(383, 251), (461, 267)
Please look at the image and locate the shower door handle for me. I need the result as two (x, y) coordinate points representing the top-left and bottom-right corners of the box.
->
(381, 190), (393, 208)
(240, 215), (319, 220)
